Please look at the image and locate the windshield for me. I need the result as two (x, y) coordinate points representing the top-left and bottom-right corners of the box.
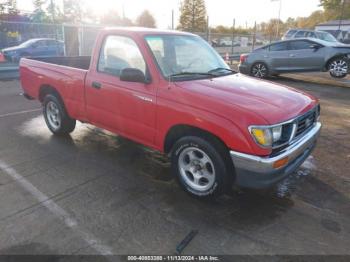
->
(145, 34), (231, 80)
(316, 32), (338, 42)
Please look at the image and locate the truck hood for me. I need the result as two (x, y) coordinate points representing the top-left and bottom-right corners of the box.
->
(175, 73), (317, 124)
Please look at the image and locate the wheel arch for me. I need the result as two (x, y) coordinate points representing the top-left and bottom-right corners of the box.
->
(164, 124), (229, 154)
(39, 85), (64, 103)
(325, 54), (349, 70)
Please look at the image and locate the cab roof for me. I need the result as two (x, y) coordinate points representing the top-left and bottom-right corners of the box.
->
(101, 27), (195, 37)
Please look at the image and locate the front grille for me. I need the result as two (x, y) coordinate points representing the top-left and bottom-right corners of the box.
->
(271, 105), (320, 156)
(294, 109), (317, 139)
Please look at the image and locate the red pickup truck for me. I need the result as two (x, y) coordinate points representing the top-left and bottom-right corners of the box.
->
(20, 28), (321, 198)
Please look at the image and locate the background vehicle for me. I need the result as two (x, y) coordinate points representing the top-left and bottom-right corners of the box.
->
(239, 38), (350, 78)
(1, 38), (64, 62)
(212, 37), (240, 47)
(20, 28), (321, 199)
(282, 29), (340, 43)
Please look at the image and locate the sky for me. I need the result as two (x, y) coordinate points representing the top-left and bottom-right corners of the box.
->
(16, 0), (322, 29)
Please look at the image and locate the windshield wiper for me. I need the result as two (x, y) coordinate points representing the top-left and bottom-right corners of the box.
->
(169, 71), (216, 79)
(208, 67), (236, 74)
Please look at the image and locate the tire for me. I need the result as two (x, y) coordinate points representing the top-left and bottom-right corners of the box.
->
(171, 136), (232, 198)
(328, 57), (348, 78)
(43, 94), (76, 135)
(251, 62), (269, 78)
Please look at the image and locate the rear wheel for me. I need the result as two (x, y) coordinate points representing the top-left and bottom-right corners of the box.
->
(251, 62), (269, 78)
(328, 57), (348, 78)
(43, 94), (76, 135)
(171, 136), (232, 198)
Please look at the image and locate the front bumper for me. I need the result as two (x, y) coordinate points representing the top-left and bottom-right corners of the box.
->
(230, 122), (321, 189)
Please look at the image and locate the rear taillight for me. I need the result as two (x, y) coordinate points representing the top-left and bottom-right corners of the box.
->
(240, 54), (248, 63)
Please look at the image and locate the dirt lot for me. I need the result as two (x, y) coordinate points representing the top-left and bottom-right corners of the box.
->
(0, 77), (349, 256)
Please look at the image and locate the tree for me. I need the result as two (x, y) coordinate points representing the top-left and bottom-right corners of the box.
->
(100, 9), (133, 26)
(31, 0), (50, 22)
(63, 0), (83, 23)
(4, 0), (19, 15)
(47, 0), (64, 23)
(320, 0), (350, 20)
(136, 10), (156, 28)
(178, 0), (207, 32)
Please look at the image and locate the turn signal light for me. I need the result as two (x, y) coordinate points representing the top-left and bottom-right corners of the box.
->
(273, 157), (289, 169)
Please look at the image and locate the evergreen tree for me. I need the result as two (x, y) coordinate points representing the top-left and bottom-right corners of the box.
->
(136, 10), (156, 28)
(31, 0), (49, 22)
(178, 0), (207, 32)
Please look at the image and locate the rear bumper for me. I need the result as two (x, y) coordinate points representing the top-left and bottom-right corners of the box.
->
(238, 64), (250, 75)
(230, 122), (321, 189)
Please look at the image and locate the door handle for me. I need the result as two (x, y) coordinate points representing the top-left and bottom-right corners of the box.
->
(289, 54), (295, 57)
(92, 81), (102, 89)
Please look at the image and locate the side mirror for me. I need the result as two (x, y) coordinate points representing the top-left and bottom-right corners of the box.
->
(310, 44), (321, 50)
(120, 68), (149, 84)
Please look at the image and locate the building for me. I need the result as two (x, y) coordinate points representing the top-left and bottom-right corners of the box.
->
(315, 20), (350, 43)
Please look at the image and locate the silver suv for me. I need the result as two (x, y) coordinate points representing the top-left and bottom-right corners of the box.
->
(282, 29), (339, 43)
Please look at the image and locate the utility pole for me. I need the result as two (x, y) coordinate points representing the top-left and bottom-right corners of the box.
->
(231, 18), (235, 55)
(276, 0), (282, 39)
(50, 0), (55, 23)
(271, 0), (282, 39)
(338, 0), (346, 41)
(252, 21), (257, 50)
(171, 9), (174, 30)
(206, 15), (209, 41)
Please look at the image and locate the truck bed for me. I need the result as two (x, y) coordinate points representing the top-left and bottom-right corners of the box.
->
(28, 56), (91, 70)
(20, 56), (90, 121)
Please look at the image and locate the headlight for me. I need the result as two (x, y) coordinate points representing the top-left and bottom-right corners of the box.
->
(249, 124), (288, 148)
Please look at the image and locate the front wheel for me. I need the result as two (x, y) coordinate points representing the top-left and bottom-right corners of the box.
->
(43, 94), (76, 135)
(328, 58), (348, 78)
(251, 62), (269, 78)
(171, 136), (232, 198)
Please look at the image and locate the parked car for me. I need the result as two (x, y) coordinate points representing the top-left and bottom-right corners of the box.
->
(282, 29), (340, 43)
(20, 28), (321, 198)
(1, 38), (64, 62)
(239, 38), (350, 78)
(212, 38), (240, 47)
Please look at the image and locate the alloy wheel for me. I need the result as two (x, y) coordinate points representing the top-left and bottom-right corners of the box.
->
(329, 59), (348, 78)
(252, 63), (268, 78)
(178, 147), (216, 192)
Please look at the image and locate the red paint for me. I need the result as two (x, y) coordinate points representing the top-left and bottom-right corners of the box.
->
(20, 28), (318, 157)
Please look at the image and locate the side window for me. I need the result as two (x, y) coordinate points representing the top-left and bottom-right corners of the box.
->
(295, 31), (306, 38)
(269, 42), (288, 52)
(306, 32), (316, 38)
(290, 40), (313, 50)
(98, 35), (146, 77)
(285, 30), (297, 38)
(47, 40), (58, 46)
(33, 41), (46, 47)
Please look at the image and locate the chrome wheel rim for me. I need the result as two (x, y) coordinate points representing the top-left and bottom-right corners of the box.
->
(178, 147), (215, 192)
(252, 63), (267, 78)
(329, 59), (348, 77)
(46, 101), (61, 130)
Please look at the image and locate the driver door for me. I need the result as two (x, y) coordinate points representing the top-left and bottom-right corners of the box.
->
(85, 35), (157, 145)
